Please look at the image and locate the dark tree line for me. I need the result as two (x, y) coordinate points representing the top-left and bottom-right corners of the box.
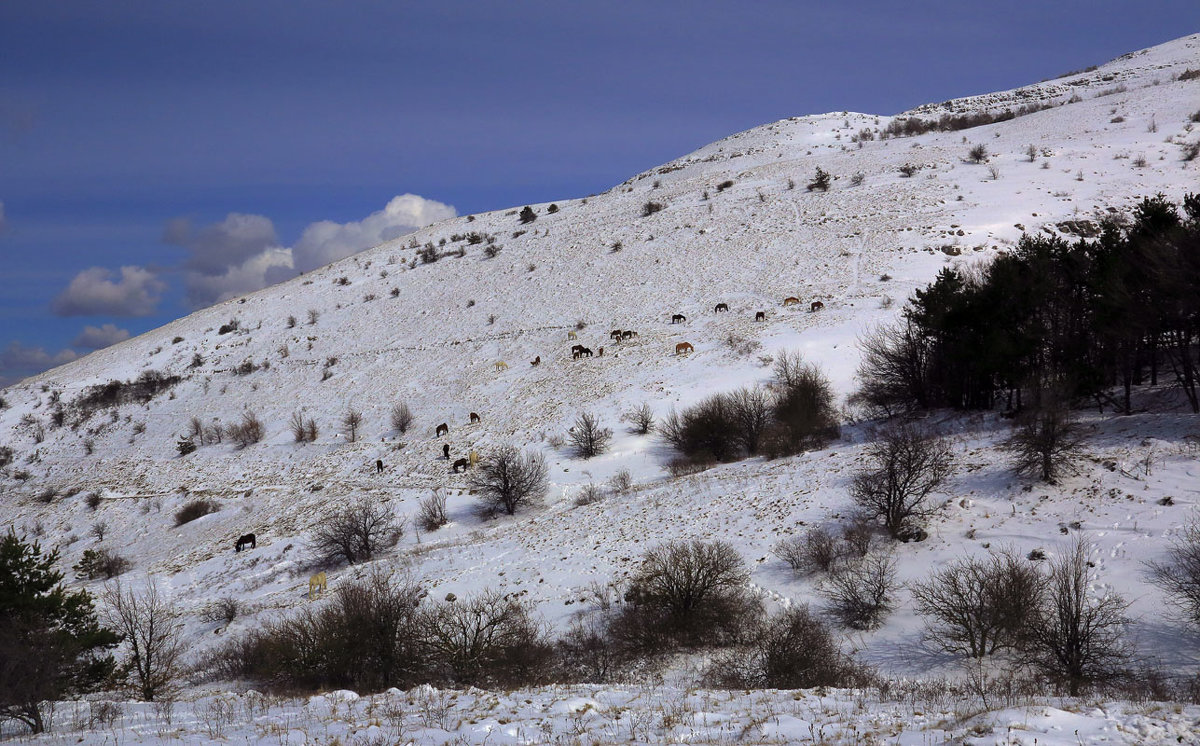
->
(856, 195), (1200, 415)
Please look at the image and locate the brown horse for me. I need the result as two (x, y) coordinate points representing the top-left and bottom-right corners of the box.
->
(783, 297), (800, 306)
(714, 303), (729, 313)
(755, 311), (766, 321)
(675, 342), (694, 355)
(452, 457), (470, 472)
(530, 355), (541, 366)
(622, 330), (637, 340)
(671, 314), (686, 324)
(610, 329), (623, 341)
(435, 422), (449, 437)
(469, 412), (481, 423)
(810, 301), (824, 312)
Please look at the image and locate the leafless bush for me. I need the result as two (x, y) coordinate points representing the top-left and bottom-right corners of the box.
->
(614, 540), (759, 650)
(390, 402), (414, 433)
(573, 483), (605, 506)
(200, 597), (241, 626)
(568, 412), (612, 458)
(641, 200), (665, 217)
(1000, 399), (1084, 484)
(1149, 520), (1200, 627)
(967, 144), (988, 163)
(911, 551), (1045, 657)
(469, 446), (549, 516)
(102, 581), (185, 701)
(850, 423), (952, 537)
(725, 333), (761, 357)
(341, 407), (363, 443)
(765, 355), (840, 456)
(660, 387), (772, 463)
(850, 321), (932, 417)
(775, 527), (839, 575)
(822, 550), (897, 630)
(289, 411), (318, 443)
(608, 469), (633, 494)
(228, 412), (264, 448)
(415, 491), (448, 532)
(622, 403), (655, 434)
(90, 521), (109, 542)
(310, 497), (401, 565)
(1028, 539), (1130, 695)
(709, 606), (872, 689)
(422, 590), (553, 687)
(174, 499), (218, 526)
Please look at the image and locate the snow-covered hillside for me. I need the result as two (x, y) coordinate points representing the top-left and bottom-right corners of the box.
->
(2, 33), (1200, 743)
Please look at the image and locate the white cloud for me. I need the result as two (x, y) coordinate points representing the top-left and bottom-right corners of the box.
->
(166, 212), (280, 276)
(71, 323), (131, 350)
(292, 193), (456, 272)
(0, 341), (78, 386)
(184, 247), (295, 308)
(52, 265), (166, 317)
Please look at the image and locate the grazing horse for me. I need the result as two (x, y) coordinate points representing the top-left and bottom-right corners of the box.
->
(675, 342), (694, 355)
(714, 303), (729, 313)
(783, 297), (800, 306)
(235, 533), (256, 552)
(435, 422), (449, 437)
(443, 443), (451, 459)
(494, 360), (509, 371)
(610, 329), (623, 341)
(671, 314), (686, 324)
(810, 301), (824, 312)
(470, 412), (481, 423)
(755, 311), (766, 322)
(308, 572), (327, 599)
(568, 330), (578, 340)
(452, 457), (470, 472)
(621, 330), (637, 340)
(578, 347), (593, 358)
(469, 450), (480, 467)
(531, 356), (541, 366)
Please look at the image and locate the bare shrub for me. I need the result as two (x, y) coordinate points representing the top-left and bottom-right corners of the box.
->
(622, 403), (655, 434)
(608, 469), (633, 494)
(573, 483), (605, 506)
(1000, 399), (1084, 484)
(1149, 520), (1200, 627)
(200, 597), (241, 626)
(765, 356), (840, 456)
(102, 581), (184, 701)
(806, 167), (831, 192)
(216, 570), (426, 692)
(822, 550), (897, 630)
(775, 528), (840, 575)
(422, 591), (552, 687)
(614, 540), (759, 650)
(568, 412), (612, 458)
(661, 387), (772, 464)
(967, 144), (988, 163)
(289, 411), (317, 443)
(228, 412), (264, 448)
(641, 201), (665, 217)
(1028, 539), (1130, 695)
(709, 606), (870, 689)
(911, 551), (1045, 657)
(850, 321), (931, 417)
(469, 446), (549, 516)
(174, 499), (218, 526)
(415, 491), (448, 532)
(310, 497), (401, 565)
(341, 407), (363, 443)
(390, 402), (414, 434)
(850, 423), (952, 537)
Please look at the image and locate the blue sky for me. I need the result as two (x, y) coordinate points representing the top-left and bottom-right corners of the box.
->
(1, 1), (1197, 385)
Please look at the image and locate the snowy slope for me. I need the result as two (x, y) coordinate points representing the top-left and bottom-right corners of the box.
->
(2, 33), (1200, 740)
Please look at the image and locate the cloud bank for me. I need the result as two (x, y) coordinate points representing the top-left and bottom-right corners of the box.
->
(71, 323), (131, 350)
(293, 193), (457, 272)
(0, 341), (78, 387)
(52, 265), (166, 316)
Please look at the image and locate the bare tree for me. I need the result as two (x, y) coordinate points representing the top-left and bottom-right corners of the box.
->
(622, 403), (655, 435)
(1000, 400), (1084, 483)
(289, 411), (317, 443)
(1028, 539), (1130, 695)
(228, 412), (263, 448)
(342, 407), (363, 443)
(470, 446), (549, 515)
(421, 590), (550, 687)
(727, 386), (772, 455)
(390, 402), (414, 434)
(311, 498), (401, 565)
(822, 550), (897, 630)
(911, 550), (1045, 657)
(101, 581), (184, 701)
(568, 412), (612, 458)
(849, 321), (931, 417)
(850, 423), (953, 537)
(1149, 520), (1200, 627)
(415, 490), (448, 532)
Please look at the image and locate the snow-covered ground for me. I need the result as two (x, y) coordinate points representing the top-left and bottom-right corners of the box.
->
(2, 33), (1199, 744)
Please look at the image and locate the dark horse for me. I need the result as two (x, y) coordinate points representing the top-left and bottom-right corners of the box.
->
(755, 311), (766, 321)
(671, 314), (686, 324)
(714, 303), (729, 313)
(235, 533), (256, 552)
(452, 457), (470, 472)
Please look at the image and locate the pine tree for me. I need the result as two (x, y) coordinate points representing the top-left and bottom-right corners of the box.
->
(0, 530), (119, 733)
